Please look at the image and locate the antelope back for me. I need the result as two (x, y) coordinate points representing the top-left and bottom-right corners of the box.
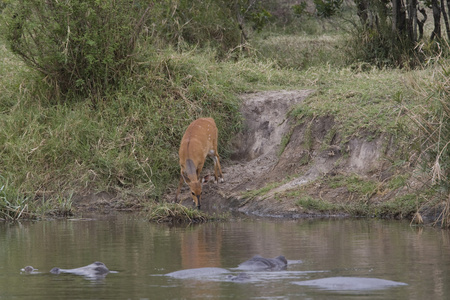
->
(178, 118), (218, 207)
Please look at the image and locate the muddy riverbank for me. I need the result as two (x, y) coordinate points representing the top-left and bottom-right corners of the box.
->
(73, 90), (438, 222)
(166, 90), (439, 221)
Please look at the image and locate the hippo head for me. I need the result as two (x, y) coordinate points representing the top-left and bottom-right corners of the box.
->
(92, 261), (109, 275)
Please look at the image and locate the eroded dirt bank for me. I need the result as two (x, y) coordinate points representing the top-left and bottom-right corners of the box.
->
(175, 90), (420, 218)
(74, 90), (429, 221)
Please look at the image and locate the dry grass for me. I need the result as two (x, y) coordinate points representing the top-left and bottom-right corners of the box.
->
(403, 55), (450, 227)
(252, 33), (349, 69)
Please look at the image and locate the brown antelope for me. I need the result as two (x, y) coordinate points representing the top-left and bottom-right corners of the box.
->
(175, 117), (224, 209)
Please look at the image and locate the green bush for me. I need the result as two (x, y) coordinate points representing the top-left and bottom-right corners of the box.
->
(2, 0), (152, 100)
(292, 3), (308, 17)
(314, 0), (342, 18)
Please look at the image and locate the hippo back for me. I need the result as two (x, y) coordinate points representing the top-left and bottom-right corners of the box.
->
(238, 255), (287, 271)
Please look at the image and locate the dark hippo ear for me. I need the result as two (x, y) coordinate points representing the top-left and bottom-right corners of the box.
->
(50, 267), (61, 274)
(92, 262), (109, 275)
(94, 266), (109, 275)
(275, 255), (287, 264)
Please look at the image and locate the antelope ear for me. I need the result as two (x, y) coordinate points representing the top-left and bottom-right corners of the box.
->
(202, 175), (210, 184)
(182, 173), (190, 184)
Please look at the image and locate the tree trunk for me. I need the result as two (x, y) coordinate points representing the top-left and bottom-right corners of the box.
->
(392, 0), (400, 33)
(409, 0), (418, 42)
(448, 0), (450, 36)
(356, 0), (370, 27)
(442, 0), (450, 40)
(392, 0), (407, 34)
(417, 7), (427, 40)
(431, 0), (441, 40)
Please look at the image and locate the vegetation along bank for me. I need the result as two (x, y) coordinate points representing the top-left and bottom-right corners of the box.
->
(0, 0), (448, 226)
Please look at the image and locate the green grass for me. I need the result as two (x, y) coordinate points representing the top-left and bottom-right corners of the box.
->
(242, 182), (281, 200)
(1, 12), (448, 222)
(290, 187), (424, 218)
(289, 67), (420, 142)
(326, 174), (378, 197)
(283, 173), (425, 218)
(375, 194), (425, 219)
(387, 174), (410, 190)
(295, 195), (342, 212)
(0, 179), (31, 220)
(0, 35), (311, 218)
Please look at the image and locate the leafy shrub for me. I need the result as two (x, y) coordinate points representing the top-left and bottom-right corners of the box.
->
(292, 3), (308, 17)
(314, 0), (343, 18)
(2, 0), (152, 101)
(248, 8), (272, 32)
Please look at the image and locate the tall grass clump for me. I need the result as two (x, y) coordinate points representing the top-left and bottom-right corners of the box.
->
(346, 24), (420, 68)
(147, 203), (208, 224)
(151, 0), (242, 57)
(407, 57), (450, 227)
(0, 176), (33, 220)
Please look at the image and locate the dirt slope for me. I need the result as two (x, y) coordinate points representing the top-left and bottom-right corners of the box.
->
(172, 90), (413, 218)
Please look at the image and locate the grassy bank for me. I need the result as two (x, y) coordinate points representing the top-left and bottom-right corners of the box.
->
(0, 36), (309, 219)
(1, 17), (448, 223)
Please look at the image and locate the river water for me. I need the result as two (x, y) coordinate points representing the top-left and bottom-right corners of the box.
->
(0, 215), (449, 299)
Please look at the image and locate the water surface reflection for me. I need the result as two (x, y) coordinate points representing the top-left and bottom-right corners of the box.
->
(0, 216), (449, 299)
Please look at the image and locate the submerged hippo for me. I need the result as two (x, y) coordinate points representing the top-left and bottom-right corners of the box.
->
(166, 267), (230, 279)
(226, 272), (252, 282)
(165, 255), (291, 282)
(293, 277), (408, 291)
(21, 262), (113, 280)
(50, 262), (110, 279)
(237, 255), (288, 271)
(21, 266), (40, 274)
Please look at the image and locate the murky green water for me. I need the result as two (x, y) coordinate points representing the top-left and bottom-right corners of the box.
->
(0, 216), (449, 299)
